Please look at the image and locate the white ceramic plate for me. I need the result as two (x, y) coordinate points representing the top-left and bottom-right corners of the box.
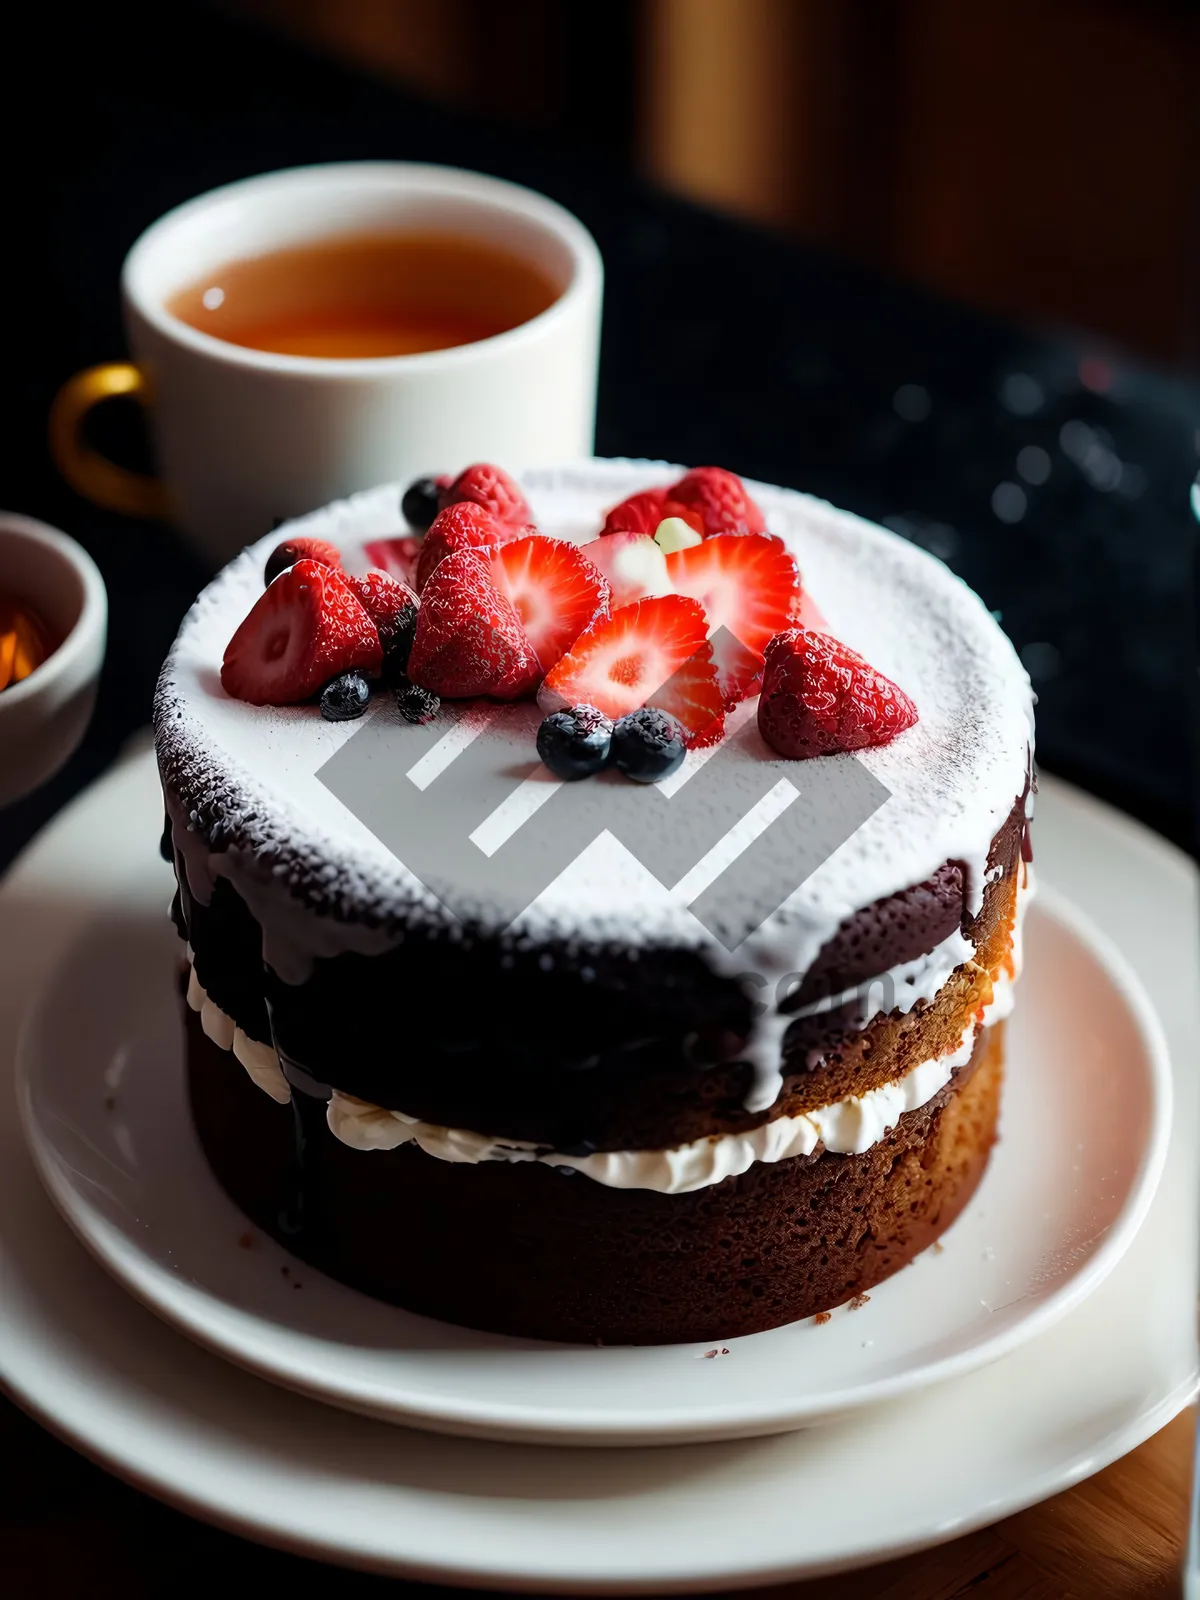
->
(15, 868), (1171, 1446)
(0, 750), (1195, 1587)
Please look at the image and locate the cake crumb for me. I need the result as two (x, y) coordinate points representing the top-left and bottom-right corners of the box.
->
(103, 1094), (116, 1112)
(292, 1280), (302, 1290)
(280, 1265), (290, 1278)
(932, 1240), (945, 1255)
(237, 1232), (254, 1250)
(698, 1347), (731, 1360)
(812, 1311), (832, 1326)
(847, 1293), (871, 1311)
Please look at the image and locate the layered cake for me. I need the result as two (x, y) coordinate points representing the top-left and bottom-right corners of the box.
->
(156, 460), (1034, 1344)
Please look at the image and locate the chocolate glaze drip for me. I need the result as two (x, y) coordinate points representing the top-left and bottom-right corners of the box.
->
(172, 784), (1027, 1153)
(793, 861), (965, 1007)
(277, 1073), (330, 1244)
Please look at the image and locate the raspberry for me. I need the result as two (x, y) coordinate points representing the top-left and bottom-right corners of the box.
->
(601, 488), (703, 539)
(439, 462), (532, 526)
(669, 467), (765, 537)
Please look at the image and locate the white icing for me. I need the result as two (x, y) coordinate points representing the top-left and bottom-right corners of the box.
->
(723, 921), (981, 1110)
(160, 461), (1034, 1095)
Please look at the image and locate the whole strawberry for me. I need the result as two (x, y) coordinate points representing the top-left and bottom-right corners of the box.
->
(222, 559), (381, 705)
(344, 570), (418, 680)
(415, 501), (508, 592)
(439, 462), (532, 527)
(670, 467), (765, 537)
(407, 548), (540, 700)
(758, 629), (918, 759)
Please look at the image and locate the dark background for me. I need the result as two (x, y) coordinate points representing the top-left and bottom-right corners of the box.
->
(237, 0), (1200, 368)
(1, 0), (1196, 871)
(0, 2), (1197, 1590)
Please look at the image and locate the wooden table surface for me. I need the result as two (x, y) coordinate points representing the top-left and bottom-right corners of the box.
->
(3, 1393), (1191, 1598)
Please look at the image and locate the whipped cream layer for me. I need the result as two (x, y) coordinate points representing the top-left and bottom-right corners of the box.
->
(183, 865), (1029, 1193)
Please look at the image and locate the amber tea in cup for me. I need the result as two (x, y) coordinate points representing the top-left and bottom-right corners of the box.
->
(52, 163), (602, 555)
(166, 229), (561, 360)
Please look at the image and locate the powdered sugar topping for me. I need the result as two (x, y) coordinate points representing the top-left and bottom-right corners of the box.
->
(156, 460), (1033, 992)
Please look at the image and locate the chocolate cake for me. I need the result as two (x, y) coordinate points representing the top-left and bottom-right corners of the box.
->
(156, 460), (1035, 1344)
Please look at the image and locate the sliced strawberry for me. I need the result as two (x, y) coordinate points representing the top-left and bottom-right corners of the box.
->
(407, 549), (539, 700)
(439, 462), (532, 526)
(415, 501), (508, 592)
(757, 628), (919, 759)
(538, 595), (723, 744)
(363, 534), (422, 589)
(665, 533), (801, 705)
(669, 466), (765, 537)
(601, 487), (704, 538)
(489, 535), (610, 674)
(221, 559), (382, 705)
(580, 531), (671, 608)
(344, 570), (418, 679)
(263, 535), (342, 587)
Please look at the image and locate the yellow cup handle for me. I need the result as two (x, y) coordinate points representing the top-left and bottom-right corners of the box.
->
(49, 363), (172, 519)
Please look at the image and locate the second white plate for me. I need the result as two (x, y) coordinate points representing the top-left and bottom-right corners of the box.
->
(16, 863), (1171, 1446)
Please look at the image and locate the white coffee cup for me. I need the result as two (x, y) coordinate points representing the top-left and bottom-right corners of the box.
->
(49, 162), (603, 568)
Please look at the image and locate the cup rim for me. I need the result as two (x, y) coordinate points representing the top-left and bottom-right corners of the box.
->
(121, 160), (603, 378)
(0, 514), (108, 710)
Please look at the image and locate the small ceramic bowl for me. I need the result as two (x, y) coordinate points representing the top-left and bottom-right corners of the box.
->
(0, 514), (107, 806)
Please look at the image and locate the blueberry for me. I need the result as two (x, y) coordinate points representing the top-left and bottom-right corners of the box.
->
(401, 476), (442, 532)
(395, 678), (440, 725)
(320, 671), (371, 721)
(263, 543), (298, 586)
(611, 707), (686, 783)
(536, 705), (613, 780)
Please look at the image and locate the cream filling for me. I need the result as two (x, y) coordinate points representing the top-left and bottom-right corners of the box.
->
(326, 1002), (997, 1192)
(184, 957), (290, 1103)
(183, 863), (1030, 1192)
